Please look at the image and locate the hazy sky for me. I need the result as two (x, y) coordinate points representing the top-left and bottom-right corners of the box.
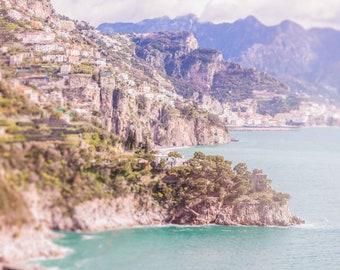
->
(51, 0), (340, 30)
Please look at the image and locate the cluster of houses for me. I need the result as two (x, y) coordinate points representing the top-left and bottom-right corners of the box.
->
(2, 3), (189, 114)
(116, 71), (180, 107)
(222, 98), (340, 128)
(154, 154), (187, 168)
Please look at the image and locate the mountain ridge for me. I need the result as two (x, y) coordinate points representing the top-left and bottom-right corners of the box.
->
(98, 14), (340, 104)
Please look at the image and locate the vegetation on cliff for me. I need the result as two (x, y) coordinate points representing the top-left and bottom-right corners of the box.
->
(152, 151), (291, 224)
(0, 77), (299, 230)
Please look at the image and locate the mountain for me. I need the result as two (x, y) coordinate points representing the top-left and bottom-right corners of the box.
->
(125, 31), (340, 126)
(133, 32), (291, 107)
(98, 15), (340, 103)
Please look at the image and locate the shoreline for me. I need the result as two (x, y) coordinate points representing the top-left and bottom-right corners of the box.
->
(30, 222), (307, 268)
(2, 127), (317, 269)
(154, 145), (190, 153)
(227, 126), (300, 131)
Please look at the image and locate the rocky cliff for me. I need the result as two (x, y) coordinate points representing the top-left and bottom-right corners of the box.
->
(0, 182), (302, 263)
(132, 31), (302, 120)
(3, 0), (55, 20)
(171, 199), (301, 226)
(111, 87), (230, 147)
(21, 187), (165, 232)
(0, 137), (303, 264)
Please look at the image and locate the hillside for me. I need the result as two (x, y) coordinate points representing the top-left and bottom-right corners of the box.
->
(133, 32), (291, 105)
(0, 1), (230, 148)
(132, 31), (340, 126)
(98, 14), (340, 104)
(0, 0), (303, 266)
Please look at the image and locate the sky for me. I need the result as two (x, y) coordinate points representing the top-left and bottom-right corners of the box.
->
(51, 0), (340, 30)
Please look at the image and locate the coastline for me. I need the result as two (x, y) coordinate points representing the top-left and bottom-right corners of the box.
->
(227, 125), (300, 131)
(1, 128), (311, 269)
(154, 145), (190, 153)
(31, 221), (306, 268)
(1, 192), (303, 269)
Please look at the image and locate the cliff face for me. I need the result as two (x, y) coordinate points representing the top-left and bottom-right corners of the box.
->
(24, 183), (302, 244)
(135, 32), (199, 74)
(170, 199), (301, 226)
(0, 187), (165, 263)
(0, 184), (300, 263)
(27, 186), (300, 232)
(111, 88), (230, 147)
(4, 0), (55, 20)
(22, 187), (165, 232)
(0, 139), (303, 264)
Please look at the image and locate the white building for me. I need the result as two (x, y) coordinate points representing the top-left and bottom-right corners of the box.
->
(0, 47), (8, 54)
(95, 59), (106, 67)
(9, 54), (23, 66)
(42, 55), (67, 63)
(16, 32), (55, 44)
(7, 9), (22, 21)
(60, 64), (71, 75)
(34, 44), (63, 53)
(118, 73), (129, 81)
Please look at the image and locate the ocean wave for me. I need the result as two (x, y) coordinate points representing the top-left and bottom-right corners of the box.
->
(82, 234), (97, 240)
(294, 218), (339, 230)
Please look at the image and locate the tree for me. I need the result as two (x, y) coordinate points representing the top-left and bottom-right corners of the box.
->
(167, 151), (182, 158)
(145, 140), (150, 153)
(233, 163), (250, 179)
(158, 158), (166, 171)
(125, 130), (136, 150)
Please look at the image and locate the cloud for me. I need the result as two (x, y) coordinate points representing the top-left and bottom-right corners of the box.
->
(200, 0), (340, 29)
(51, 0), (340, 30)
(51, 0), (210, 26)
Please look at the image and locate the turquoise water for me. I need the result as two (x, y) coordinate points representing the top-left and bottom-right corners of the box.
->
(40, 127), (340, 269)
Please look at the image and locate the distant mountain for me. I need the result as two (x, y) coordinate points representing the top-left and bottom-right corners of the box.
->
(98, 15), (340, 103)
(133, 32), (290, 105)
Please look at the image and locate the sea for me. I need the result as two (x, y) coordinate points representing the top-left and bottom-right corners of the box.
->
(38, 127), (340, 270)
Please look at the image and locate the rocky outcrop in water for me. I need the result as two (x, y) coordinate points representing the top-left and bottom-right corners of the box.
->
(170, 200), (302, 226)
(0, 178), (303, 264)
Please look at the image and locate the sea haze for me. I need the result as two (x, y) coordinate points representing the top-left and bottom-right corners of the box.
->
(39, 127), (340, 269)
